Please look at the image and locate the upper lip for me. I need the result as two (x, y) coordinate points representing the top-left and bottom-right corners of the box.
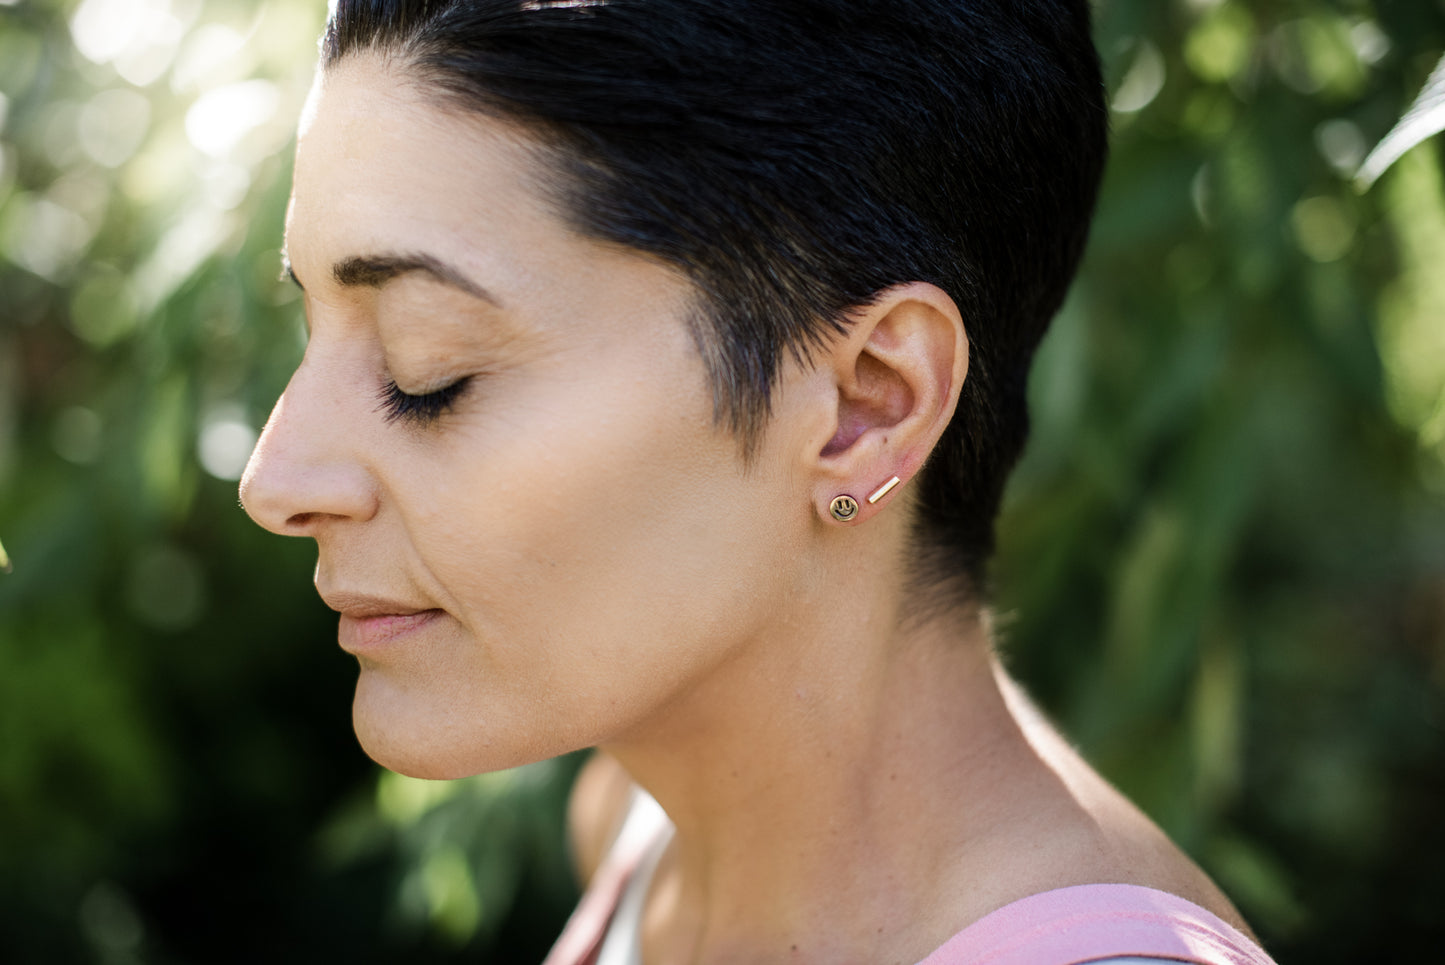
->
(319, 589), (437, 619)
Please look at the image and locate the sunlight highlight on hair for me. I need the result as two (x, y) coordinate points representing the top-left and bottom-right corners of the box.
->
(519, 0), (609, 10)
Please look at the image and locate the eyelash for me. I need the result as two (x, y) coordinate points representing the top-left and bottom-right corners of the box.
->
(377, 377), (472, 426)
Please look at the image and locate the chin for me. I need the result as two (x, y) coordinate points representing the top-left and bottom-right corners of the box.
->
(350, 677), (563, 779)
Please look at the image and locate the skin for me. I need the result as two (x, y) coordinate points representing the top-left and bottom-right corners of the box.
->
(242, 54), (1250, 965)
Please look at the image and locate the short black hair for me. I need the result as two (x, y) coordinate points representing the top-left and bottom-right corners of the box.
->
(322, 0), (1107, 600)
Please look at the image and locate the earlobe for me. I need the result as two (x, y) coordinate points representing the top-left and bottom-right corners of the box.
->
(812, 283), (967, 525)
(821, 475), (902, 527)
(822, 474), (904, 525)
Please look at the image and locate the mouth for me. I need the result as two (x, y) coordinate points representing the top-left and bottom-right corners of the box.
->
(337, 608), (445, 653)
(319, 589), (446, 654)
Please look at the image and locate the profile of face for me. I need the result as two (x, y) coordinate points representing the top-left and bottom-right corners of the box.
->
(240, 55), (830, 779)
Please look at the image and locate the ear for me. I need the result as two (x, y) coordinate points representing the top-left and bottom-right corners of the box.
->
(810, 282), (968, 525)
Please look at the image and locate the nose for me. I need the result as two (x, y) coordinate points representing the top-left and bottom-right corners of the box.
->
(240, 351), (379, 537)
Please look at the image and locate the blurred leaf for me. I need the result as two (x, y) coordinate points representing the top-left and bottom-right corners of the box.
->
(1358, 53), (1445, 189)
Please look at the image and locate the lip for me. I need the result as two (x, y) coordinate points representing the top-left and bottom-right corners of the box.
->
(337, 608), (444, 653)
(320, 590), (445, 653)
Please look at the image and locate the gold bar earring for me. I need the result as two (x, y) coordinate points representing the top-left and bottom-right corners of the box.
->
(866, 476), (901, 504)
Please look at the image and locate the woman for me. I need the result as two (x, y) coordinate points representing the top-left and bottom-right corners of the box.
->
(240, 1), (1278, 962)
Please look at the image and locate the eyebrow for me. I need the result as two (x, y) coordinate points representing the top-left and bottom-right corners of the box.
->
(278, 250), (502, 307)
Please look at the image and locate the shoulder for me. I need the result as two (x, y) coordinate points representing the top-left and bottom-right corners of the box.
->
(566, 750), (637, 886)
(995, 669), (1255, 936)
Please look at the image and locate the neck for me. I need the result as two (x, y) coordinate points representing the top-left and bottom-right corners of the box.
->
(602, 586), (1082, 965)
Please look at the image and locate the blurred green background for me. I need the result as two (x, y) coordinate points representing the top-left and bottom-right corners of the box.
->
(1, 0), (1442, 961)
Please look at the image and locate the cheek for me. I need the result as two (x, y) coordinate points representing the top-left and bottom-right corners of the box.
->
(366, 337), (805, 766)
(435, 381), (767, 669)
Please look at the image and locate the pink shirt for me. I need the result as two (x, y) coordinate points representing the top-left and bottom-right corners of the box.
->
(916, 883), (1277, 965)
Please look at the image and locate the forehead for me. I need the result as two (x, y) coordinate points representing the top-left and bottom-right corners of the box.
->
(286, 54), (567, 288)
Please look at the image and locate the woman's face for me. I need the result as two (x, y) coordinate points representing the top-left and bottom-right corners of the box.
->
(241, 56), (822, 778)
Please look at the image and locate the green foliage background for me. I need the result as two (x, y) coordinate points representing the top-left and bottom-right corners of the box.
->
(0, 0), (1442, 961)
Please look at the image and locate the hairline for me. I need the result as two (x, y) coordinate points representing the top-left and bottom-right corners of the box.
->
(325, 43), (852, 468)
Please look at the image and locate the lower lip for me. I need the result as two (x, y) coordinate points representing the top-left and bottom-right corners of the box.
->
(338, 610), (444, 653)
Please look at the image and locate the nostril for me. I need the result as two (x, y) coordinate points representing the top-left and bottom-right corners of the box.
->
(285, 511), (324, 532)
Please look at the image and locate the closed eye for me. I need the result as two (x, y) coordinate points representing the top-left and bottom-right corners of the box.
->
(377, 377), (472, 426)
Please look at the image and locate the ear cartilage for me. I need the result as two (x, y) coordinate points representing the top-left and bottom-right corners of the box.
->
(866, 476), (901, 504)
